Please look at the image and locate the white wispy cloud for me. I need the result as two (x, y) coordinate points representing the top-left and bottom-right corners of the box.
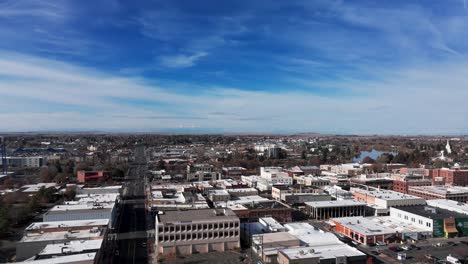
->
(159, 52), (208, 68)
(1, 51), (468, 134)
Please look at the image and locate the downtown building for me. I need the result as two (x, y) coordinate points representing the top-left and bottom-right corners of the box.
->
(155, 209), (240, 256)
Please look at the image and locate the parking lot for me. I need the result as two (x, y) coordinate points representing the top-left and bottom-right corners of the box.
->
(359, 237), (468, 263)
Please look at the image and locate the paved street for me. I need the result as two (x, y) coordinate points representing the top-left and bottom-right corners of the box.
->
(113, 164), (149, 264)
(98, 160), (150, 264)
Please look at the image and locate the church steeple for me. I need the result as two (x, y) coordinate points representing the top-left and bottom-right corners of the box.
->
(446, 139), (452, 154)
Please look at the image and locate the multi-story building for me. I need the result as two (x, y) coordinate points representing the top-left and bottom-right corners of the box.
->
(77, 170), (108, 183)
(408, 185), (468, 203)
(284, 166), (321, 177)
(207, 189), (230, 203)
(272, 185), (331, 205)
(392, 176), (432, 194)
(0, 156), (47, 168)
(332, 215), (433, 245)
(186, 164), (219, 181)
(294, 175), (330, 187)
(350, 177), (394, 190)
(426, 168), (468, 186)
(351, 188), (426, 208)
(155, 209), (240, 256)
(222, 167), (247, 179)
(390, 205), (468, 238)
(277, 245), (366, 264)
(305, 200), (368, 220)
(16, 223), (104, 261)
(222, 197), (293, 223)
(426, 199), (468, 216)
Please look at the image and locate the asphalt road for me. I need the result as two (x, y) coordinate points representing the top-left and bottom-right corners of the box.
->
(109, 163), (149, 264)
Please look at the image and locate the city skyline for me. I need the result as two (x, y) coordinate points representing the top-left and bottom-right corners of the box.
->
(1, 0), (468, 134)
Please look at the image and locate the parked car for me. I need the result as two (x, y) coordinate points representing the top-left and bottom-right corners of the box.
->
(370, 250), (381, 255)
(389, 246), (403, 252)
(376, 241), (387, 246)
(409, 244), (420, 250)
(447, 241), (457, 246)
(402, 245), (411, 251)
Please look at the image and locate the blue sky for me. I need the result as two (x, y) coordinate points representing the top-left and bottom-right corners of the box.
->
(1, 0), (468, 134)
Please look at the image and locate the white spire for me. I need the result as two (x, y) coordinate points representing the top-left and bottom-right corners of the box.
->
(446, 139), (452, 154)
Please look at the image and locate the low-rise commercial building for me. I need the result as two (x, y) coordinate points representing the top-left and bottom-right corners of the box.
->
(222, 167), (247, 179)
(16, 225), (104, 261)
(294, 175), (330, 187)
(333, 216), (400, 245)
(426, 199), (468, 215)
(305, 200), (367, 220)
(352, 188), (426, 208)
(332, 215), (433, 245)
(277, 244), (366, 264)
(390, 205), (468, 238)
(155, 209), (240, 256)
(77, 170), (108, 183)
(207, 189), (230, 202)
(408, 185), (468, 203)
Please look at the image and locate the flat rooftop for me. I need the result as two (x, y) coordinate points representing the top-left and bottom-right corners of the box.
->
(279, 244), (365, 260)
(17, 253), (96, 264)
(47, 202), (114, 213)
(21, 183), (58, 193)
(209, 189), (229, 195)
(305, 200), (367, 208)
(352, 188), (424, 201)
(26, 219), (109, 231)
(285, 223), (342, 247)
(158, 208), (238, 223)
(332, 217), (397, 236)
(254, 232), (299, 244)
(20, 229), (102, 243)
(394, 205), (468, 219)
(409, 185), (468, 195)
(260, 217), (284, 230)
(227, 188), (258, 193)
(75, 193), (119, 203)
(38, 239), (102, 256)
(427, 199), (468, 215)
(368, 216), (431, 233)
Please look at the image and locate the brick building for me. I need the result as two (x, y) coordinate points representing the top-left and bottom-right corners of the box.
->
(77, 170), (108, 183)
(426, 168), (468, 186)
